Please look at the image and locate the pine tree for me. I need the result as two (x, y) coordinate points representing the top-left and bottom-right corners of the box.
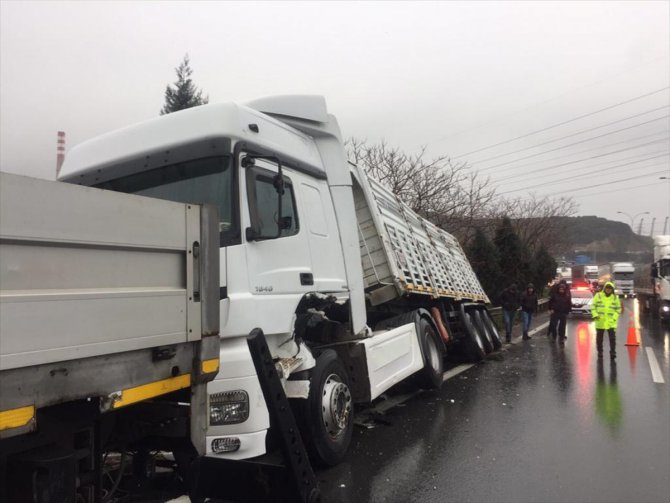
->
(466, 227), (503, 301)
(160, 55), (209, 115)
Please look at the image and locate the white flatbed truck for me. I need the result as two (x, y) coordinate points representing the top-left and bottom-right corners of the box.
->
(0, 173), (222, 501)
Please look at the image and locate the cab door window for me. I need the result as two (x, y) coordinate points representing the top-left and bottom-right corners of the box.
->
(246, 166), (299, 240)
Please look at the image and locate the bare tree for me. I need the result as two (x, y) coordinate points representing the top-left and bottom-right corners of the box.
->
(433, 170), (497, 244)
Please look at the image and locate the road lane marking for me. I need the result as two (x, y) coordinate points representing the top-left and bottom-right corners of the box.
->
(509, 320), (550, 344)
(645, 347), (665, 384)
(528, 321), (550, 336)
(443, 364), (474, 381)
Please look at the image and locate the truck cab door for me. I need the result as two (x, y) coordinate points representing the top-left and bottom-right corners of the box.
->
(240, 156), (314, 336)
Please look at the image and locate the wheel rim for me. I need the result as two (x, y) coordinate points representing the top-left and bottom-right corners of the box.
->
(321, 373), (353, 439)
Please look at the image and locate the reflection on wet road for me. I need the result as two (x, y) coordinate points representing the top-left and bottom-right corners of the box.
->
(317, 300), (670, 503)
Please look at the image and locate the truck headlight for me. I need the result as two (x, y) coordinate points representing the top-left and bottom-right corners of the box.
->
(209, 390), (249, 425)
(662, 305), (670, 312)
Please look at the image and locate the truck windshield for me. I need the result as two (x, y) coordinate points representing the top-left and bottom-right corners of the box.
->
(613, 272), (634, 280)
(95, 156), (236, 240)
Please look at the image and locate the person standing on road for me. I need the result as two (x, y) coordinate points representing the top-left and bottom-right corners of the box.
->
(500, 283), (520, 343)
(591, 281), (622, 360)
(520, 283), (538, 340)
(547, 279), (571, 338)
(548, 282), (571, 345)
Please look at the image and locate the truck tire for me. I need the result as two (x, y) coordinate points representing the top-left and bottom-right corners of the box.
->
(472, 310), (494, 353)
(294, 350), (353, 467)
(461, 311), (486, 362)
(417, 317), (444, 390)
(482, 310), (503, 349)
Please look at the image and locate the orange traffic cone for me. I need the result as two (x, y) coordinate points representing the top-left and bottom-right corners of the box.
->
(625, 317), (639, 346)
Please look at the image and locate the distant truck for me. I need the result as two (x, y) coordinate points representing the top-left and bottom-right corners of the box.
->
(557, 266), (572, 285)
(571, 264), (598, 287)
(637, 235), (670, 323)
(611, 262), (635, 297)
(584, 265), (599, 283)
(597, 262), (635, 297)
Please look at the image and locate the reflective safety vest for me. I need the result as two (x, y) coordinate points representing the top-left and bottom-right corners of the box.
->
(591, 290), (622, 330)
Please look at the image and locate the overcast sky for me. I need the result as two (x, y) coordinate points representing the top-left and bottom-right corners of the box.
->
(1, 1), (669, 233)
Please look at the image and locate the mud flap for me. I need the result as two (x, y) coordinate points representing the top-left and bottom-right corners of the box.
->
(189, 328), (321, 503)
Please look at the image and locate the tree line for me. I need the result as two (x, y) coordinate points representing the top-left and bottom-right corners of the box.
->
(161, 56), (566, 303)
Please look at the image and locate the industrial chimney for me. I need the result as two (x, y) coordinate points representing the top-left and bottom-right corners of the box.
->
(56, 131), (65, 177)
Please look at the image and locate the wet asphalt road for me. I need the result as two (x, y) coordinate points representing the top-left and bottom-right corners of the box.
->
(316, 300), (670, 503)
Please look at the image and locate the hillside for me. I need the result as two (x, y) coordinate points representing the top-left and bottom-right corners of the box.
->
(556, 215), (654, 262)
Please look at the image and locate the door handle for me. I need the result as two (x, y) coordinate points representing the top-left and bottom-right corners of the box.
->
(300, 273), (314, 286)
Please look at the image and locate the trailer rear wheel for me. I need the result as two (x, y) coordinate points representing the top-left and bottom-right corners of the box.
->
(472, 310), (493, 353)
(482, 310), (503, 349)
(461, 312), (486, 361)
(417, 318), (444, 390)
(295, 350), (353, 467)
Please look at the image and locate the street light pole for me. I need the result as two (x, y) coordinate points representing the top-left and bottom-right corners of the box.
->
(616, 210), (650, 234)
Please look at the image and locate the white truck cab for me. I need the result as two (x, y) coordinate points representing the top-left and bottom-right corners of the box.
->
(610, 262), (635, 297)
(60, 96), (493, 467)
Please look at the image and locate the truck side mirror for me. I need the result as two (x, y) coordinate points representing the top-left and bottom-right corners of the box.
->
(651, 263), (658, 278)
